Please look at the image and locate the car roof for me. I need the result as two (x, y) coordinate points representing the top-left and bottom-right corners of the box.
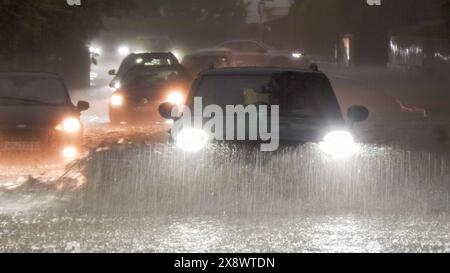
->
(184, 51), (231, 59)
(190, 48), (232, 55)
(0, 72), (62, 79)
(198, 67), (322, 76)
(129, 52), (175, 57)
(219, 40), (261, 44)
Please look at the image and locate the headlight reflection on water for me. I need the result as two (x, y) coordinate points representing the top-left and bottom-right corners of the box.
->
(176, 129), (209, 152)
(320, 131), (359, 159)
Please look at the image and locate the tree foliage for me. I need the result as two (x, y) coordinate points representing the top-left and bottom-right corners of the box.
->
(288, 0), (449, 49)
(119, 0), (249, 47)
(0, 0), (131, 56)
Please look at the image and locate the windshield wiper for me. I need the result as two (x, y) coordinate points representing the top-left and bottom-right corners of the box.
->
(0, 96), (58, 106)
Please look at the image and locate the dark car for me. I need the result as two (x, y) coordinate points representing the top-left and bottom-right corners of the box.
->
(0, 72), (90, 159)
(159, 67), (369, 157)
(108, 52), (180, 90)
(216, 40), (311, 68)
(109, 65), (192, 125)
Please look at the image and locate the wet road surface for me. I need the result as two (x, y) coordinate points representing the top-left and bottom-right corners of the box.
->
(0, 63), (449, 253)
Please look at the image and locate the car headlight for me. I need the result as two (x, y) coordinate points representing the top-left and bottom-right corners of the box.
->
(166, 91), (184, 106)
(292, 52), (303, 59)
(110, 94), (123, 107)
(62, 146), (78, 159)
(320, 131), (359, 158)
(176, 128), (209, 152)
(110, 82), (121, 91)
(55, 118), (81, 133)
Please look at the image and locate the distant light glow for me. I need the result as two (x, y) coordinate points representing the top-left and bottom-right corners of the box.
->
(89, 46), (102, 55)
(320, 131), (359, 158)
(166, 91), (184, 106)
(90, 72), (98, 80)
(118, 46), (130, 56)
(292, 52), (303, 59)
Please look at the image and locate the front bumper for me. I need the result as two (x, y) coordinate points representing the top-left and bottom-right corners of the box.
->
(0, 128), (83, 159)
(109, 101), (161, 124)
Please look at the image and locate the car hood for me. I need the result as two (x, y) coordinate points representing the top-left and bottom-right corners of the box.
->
(0, 105), (76, 129)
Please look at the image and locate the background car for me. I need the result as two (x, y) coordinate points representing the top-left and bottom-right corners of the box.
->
(0, 72), (89, 159)
(108, 52), (180, 91)
(109, 65), (191, 125)
(216, 40), (311, 68)
(181, 48), (235, 76)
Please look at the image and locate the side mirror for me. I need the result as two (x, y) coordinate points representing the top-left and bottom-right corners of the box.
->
(347, 106), (369, 123)
(159, 102), (178, 120)
(77, 101), (90, 112)
(108, 69), (116, 76)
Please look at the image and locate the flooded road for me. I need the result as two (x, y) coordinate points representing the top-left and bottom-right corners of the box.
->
(0, 65), (449, 253)
(1, 214), (449, 253)
(1, 142), (449, 253)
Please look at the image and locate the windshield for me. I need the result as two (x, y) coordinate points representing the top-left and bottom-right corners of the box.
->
(0, 76), (69, 105)
(122, 68), (182, 91)
(194, 73), (342, 119)
(117, 55), (177, 75)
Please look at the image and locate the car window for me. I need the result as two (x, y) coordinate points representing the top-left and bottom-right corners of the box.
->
(122, 68), (182, 91)
(118, 55), (176, 75)
(193, 73), (341, 119)
(0, 76), (69, 105)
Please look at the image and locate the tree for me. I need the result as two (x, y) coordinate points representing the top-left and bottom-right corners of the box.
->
(288, 0), (447, 51)
(115, 0), (249, 48)
(0, 0), (132, 58)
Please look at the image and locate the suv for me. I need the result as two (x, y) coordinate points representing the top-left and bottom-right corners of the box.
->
(0, 72), (89, 159)
(159, 67), (369, 157)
